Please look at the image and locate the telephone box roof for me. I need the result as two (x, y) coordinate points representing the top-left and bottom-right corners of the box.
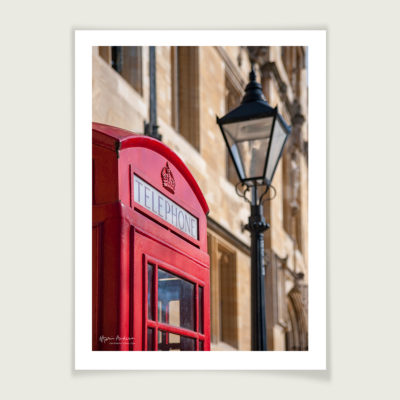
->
(93, 122), (209, 215)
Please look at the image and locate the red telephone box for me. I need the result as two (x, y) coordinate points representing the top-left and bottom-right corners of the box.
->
(92, 123), (210, 351)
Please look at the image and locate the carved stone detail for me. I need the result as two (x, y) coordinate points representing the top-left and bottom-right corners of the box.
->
(246, 46), (270, 66)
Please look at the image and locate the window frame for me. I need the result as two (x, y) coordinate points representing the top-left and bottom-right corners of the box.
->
(143, 254), (206, 351)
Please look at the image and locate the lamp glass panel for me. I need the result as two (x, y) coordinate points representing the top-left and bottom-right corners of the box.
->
(223, 117), (273, 180)
(265, 118), (288, 183)
(229, 144), (245, 179)
(223, 117), (273, 142)
(236, 137), (270, 179)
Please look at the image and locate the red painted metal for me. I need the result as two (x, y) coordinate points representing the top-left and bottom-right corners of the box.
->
(92, 123), (210, 351)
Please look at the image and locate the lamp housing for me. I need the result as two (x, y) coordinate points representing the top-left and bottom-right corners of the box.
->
(217, 68), (291, 187)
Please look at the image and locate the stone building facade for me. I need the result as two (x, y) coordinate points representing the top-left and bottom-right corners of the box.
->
(92, 45), (308, 351)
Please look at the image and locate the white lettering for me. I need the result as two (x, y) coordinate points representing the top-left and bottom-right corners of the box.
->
(144, 186), (151, 208)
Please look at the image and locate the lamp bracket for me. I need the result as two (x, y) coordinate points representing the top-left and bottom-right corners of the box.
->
(260, 185), (277, 204)
(235, 182), (252, 204)
(236, 181), (277, 207)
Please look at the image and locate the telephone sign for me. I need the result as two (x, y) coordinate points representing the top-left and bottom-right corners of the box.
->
(133, 175), (198, 240)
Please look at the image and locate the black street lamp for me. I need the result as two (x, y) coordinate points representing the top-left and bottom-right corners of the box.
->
(216, 66), (291, 350)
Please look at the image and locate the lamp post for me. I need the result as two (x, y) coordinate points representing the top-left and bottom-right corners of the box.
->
(216, 66), (291, 350)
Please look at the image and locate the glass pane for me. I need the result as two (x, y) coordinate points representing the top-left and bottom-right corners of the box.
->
(223, 117), (273, 142)
(158, 329), (167, 349)
(120, 47), (142, 94)
(147, 263), (154, 320)
(181, 336), (196, 351)
(199, 286), (204, 334)
(236, 137), (270, 179)
(158, 331), (196, 351)
(230, 144), (245, 179)
(199, 341), (204, 351)
(223, 118), (274, 180)
(158, 268), (195, 331)
(265, 118), (288, 183)
(158, 332), (180, 351)
(147, 328), (154, 351)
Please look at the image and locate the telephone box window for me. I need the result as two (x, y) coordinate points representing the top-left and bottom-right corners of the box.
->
(158, 268), (195, 331)
(167, 333), (181, 351)
(180, 335), (196, 350)
(158, 331), (196, 351)
(145, 258), (206, 350)
(147, 263), (154, 320)
(147, 328), (154, 351)
(199, 286), (204, 334)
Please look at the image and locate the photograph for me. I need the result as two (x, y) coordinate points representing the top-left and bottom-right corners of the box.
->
(76, 30), (326, 368)
(92, 44), (308, 352)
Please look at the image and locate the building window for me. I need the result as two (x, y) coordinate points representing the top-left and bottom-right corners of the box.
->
(225, 71), (243, 185)
(171, 47), (179, 132)
(208, 233), (238, 349)
(99, 46), (143, 95)
(218, 248), (237, 347)
(170, 47), (200, 150)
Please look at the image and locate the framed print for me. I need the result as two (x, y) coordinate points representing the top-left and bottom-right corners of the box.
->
(75, 30), (326, 370)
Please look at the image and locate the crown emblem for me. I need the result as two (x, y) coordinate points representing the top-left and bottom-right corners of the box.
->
(161, 162), (176, 194)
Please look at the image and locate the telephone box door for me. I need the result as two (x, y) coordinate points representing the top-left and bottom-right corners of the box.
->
(133, 232), (210, 351)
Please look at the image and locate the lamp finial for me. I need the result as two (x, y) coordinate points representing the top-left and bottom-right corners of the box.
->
(242, 64), (266, 104)
(249, 64), (256, 82)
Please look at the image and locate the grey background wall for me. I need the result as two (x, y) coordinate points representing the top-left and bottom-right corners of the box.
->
(1, 1), (399, 399)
